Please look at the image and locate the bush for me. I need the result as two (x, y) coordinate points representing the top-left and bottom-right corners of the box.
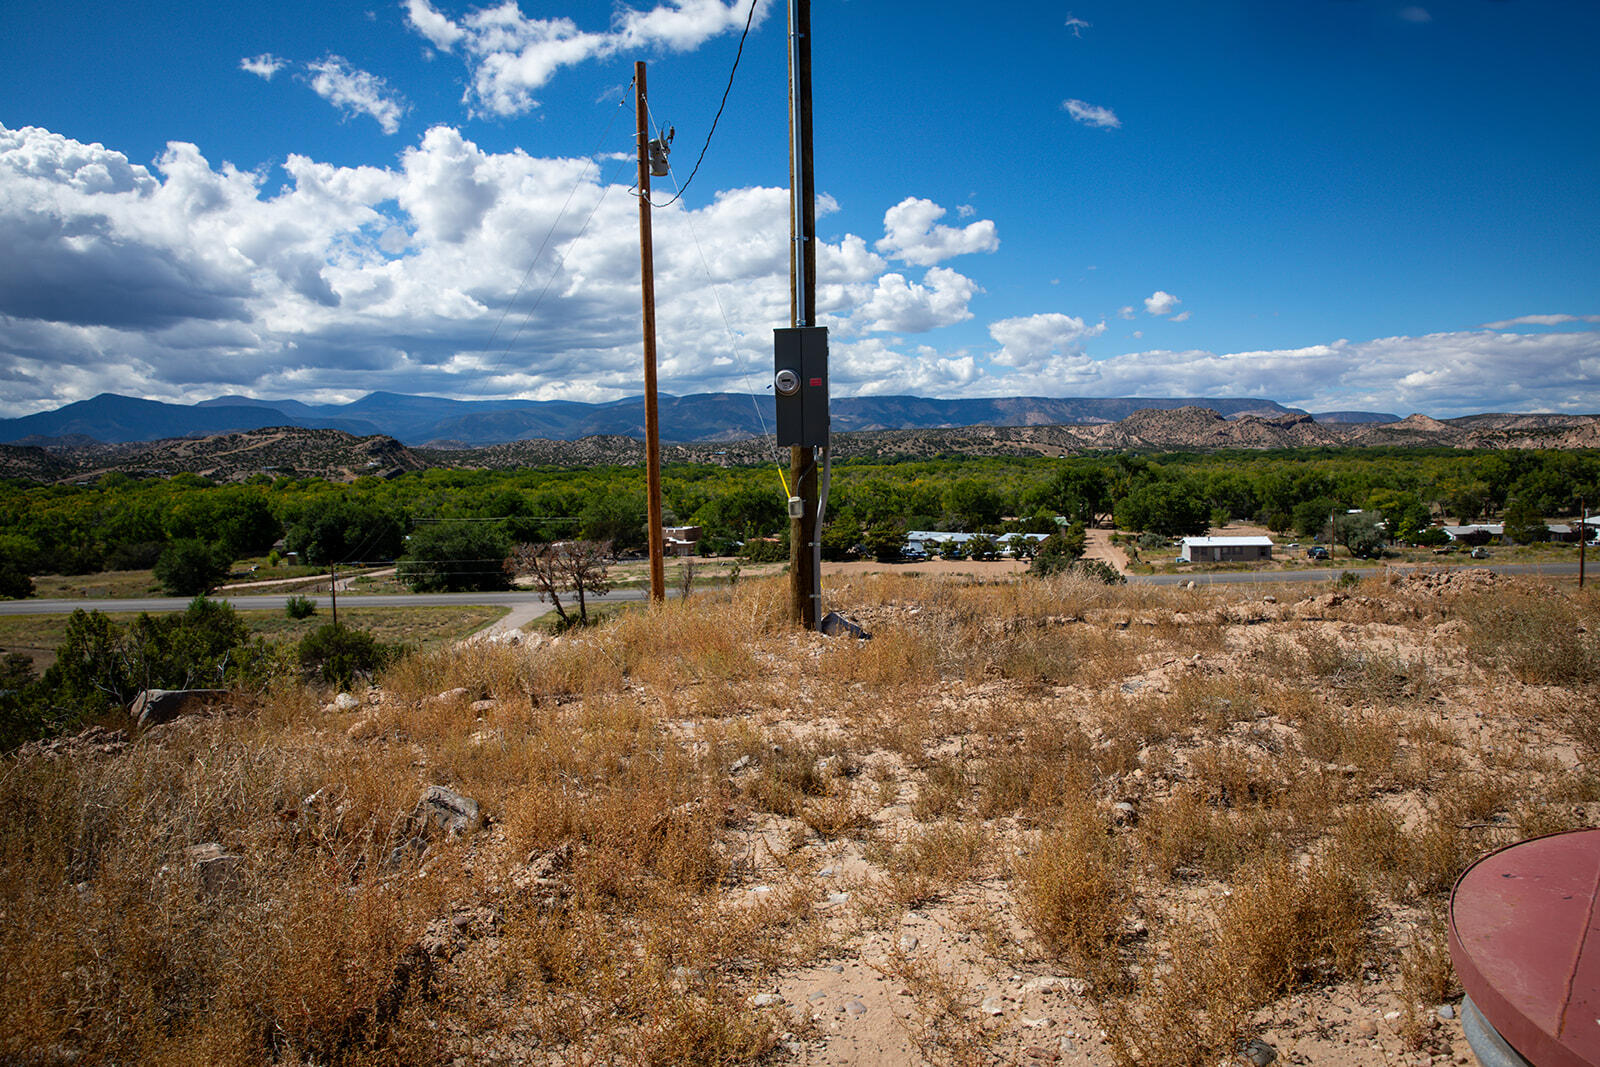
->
(0, 563), (32, 601)
(1410, 526), (1450, 547)
(153, 538), (230, 596)
(397, 521), (512, 592)
(741, 537), (788, 563)
(8, 599), (270, 746)
(1069, 558), (1125, 584)
(285, 595), (316, 620)
(297, 623), (398, 687)
(1029, 524), (1088, 577)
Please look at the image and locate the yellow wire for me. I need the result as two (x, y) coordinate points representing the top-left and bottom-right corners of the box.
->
(778, 466), (790, 498)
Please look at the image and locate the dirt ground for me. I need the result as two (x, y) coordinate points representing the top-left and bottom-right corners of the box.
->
(443, 567), (1591, 1066)
(16, 566), (1596, 1067)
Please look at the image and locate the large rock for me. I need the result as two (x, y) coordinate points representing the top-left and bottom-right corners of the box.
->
(129, 689), (229, 728)
(185, 842), (245, 898)
(413, 785), (483, 839)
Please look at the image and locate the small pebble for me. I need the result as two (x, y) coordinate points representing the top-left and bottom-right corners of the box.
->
(750, 993), (783, 1007)
(898, 934), (920, 952)
(1437, 1004), (1456, 1021)
(981, 995), (1005, 1016)
(844, 999), (867, 1018)
(825, 891), (849, 906)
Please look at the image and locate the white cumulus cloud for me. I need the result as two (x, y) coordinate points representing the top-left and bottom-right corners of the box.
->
(1481, 313), (1600, 329)
(1144, 290), (1181, 315)
(240, 54), (287, 80)
(305, 56), (409, 134)
(875, 197), (998, 267)
(988, 312), (1106, 369)
(404, 0), (768, 117)
(1063, 98), (1120, 129)
(854, 267), (980, 334)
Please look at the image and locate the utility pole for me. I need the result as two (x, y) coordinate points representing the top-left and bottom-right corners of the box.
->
(635, 61), (666, 604)
(329, 561), (338, 627)
(1581, 498), (1587, 590)
(785, 0), (822, 629)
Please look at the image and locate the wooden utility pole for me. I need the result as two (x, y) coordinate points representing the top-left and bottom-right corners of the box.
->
(786, 0), (820, 628)
(1581, 498), (1587, 590)
(636, 61), (666, 603)
(329, 561), (338, 627)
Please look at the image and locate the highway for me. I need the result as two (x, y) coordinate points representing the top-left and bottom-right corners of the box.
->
(1133, 561), (1584, 586)
(0, 588), (653, 617)
(0, 561), (1584, 618)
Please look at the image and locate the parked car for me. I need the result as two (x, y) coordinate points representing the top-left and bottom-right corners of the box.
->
(1306, 546), (1330, 560)
(1470, 546), (1489, 559)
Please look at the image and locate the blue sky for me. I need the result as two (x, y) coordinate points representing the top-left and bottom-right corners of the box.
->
(1, 0), (1596, 420)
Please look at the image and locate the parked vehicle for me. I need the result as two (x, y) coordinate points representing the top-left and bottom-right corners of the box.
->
(1470, 546), (1489, 559)
(1307, 546), (1330, 560)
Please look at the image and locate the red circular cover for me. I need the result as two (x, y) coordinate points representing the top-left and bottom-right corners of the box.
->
(1449, 829), (1600, 1067)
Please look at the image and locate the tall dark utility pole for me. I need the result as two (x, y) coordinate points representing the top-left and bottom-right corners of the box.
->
(783, 0), (825, 629)
(635, 61), (666, 604)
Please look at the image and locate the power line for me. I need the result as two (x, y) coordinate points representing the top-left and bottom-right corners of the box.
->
(649, 0), (760, 209)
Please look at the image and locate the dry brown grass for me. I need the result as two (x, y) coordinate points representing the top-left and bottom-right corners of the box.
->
(5, 570), (1596, 1065)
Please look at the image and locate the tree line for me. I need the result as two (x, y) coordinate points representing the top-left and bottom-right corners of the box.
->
(2, 447), (1597, 597)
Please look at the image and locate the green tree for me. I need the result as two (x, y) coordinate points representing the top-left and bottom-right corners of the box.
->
(820, 518), (862, 561)
(1291, 498), (1337, 540)
(861, 522), (906, 563)
(153, 538), (231, 596)
(298, 624), (396, 688)
(1115, 481), (1210, 538)
(165, 488), (281, 557)
(1503, 498), (1549, 544)
(1029, 524), (1088, 576)
(35, 599), (267, 735)
(398, 522), (512, 592)
(283, 499), (404, 564)
(1332, 513), (1385, 559)
(693, 486), (783, 541)
(1029, 465), (1111, 526)
(942, 479), (1004, 530)
(580, 492), (647, 553)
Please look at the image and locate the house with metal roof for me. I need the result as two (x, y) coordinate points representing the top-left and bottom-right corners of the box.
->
(1179, 535), (1274, 563)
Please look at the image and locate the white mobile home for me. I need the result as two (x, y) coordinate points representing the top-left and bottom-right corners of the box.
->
(1179, 536), (1274, 563)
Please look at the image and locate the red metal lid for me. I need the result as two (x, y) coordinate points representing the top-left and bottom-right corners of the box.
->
(1449, 828), (1600, 1067)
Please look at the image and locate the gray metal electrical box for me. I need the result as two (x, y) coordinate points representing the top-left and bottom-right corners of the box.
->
(774, 326), (829, 447)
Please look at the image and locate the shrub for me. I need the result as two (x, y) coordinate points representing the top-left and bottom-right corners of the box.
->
(1029, 524), (1087, 576)
(297, 623), (398, 687)
(153, 538), (231, 596)
(0, 563), (32, 600)
(397, 522), (512, 592)
(1070, 558), (1125, 584)
(11, 599), (269, 746)
(285, 595), (317, 620)
(1461, 590), (1600, 685)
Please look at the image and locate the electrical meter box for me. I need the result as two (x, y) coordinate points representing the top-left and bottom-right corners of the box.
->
(773, 326), (829, 447)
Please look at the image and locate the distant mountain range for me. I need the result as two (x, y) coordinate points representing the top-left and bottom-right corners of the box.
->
(0, 391), (1395, 448)
(6, 406), (1600, 486)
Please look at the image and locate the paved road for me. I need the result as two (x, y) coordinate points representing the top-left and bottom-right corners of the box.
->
(1132, 561), (1584, 586)
(0, 588), (654, 618)
(0, 561), (1584, 618)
